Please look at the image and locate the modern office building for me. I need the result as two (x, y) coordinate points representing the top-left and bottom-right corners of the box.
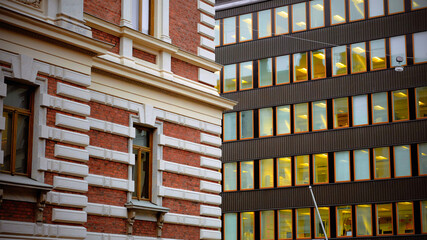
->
(215, 0), (427, 239)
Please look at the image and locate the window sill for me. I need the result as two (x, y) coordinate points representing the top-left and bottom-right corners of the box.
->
(125, 200), (169, 213)
(125, 200), (169, 237)
(0, 173), (52, 191)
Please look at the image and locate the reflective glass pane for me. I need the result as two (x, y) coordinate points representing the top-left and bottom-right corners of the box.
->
(332, 46), (348, 75)
(239, 14), (252, 41)
(223, 17), (236, 44)
(240, 110), (253, 139)
(260, 159), (274, 188)
(223, 112), (237, 141)
(422, 201), (427, 233)
(4, 83), (31, 109)
(134, 128), (149, 147)
(369, 0), (384, 17)
(392, 89), (409, 121)
(310, 0), (325, 28)
(277, 105), (291, 135)
(397, 202), (414, 234)
(394, 145), (411, 177)
(314, 153), (329, 184)
(279, 209), (293, 239)
(241, 212), (255, 240)
(374, 147), (390, 179)
(140, 151), (149, 199)
(350, 0), (365, 21)
(261, 211), (275, 239)
(296, 208), (311, 238)
(331, 0), (346, 24)
(259, 108), (273, 137)
(412, 0), (427, 9)
(258, 10), (272, 38)
(294, 103), (308, 133)
(419, 143), (427, 175)
(337, 206), (353, 237)
(356, 205), (372, 236)
(351, 42), (367, 73)
(311, 49), (326, 79)
(215, 20), (220, 46)
(353, 95), (368, 126)
(354, 149), (370, 180)
(1, 111), (12, 172)
(293, 52), (308, 81)
(275, 6), (289, 34)
(224, 162), (237, 191)
(372, 92), (388, 123)
(377, 203), (393, 235)
(241, 161), (254, 190)
(413, 31), (427, 63)
(215, 71), (220, 93)
(15, 114), (29, 174)
(259, 58), (273, 87)
(224, 213), (238, 240)
(278, 157), (292, 187)
(334, 97), (349, 128)
(223, 64), (237, 92)
(315, 207), (330, 238)
(370, 39), (386, 70)
(390, 35), (407, 66)
(389, 0), (404, 14)
(292, 2), (307, 32)
(295, 155), (309, 185)
(240, 61), (253, 90)
(335, 151), (350, 182)
(416, 87), (427, 118)
(276, 55), (290, 84)
(312, 100), (327, 130)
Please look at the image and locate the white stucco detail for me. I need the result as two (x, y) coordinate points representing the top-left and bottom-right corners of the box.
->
(53, 176), (88, 193)
(88, 117), (136, 138)
(57, 82), (91, 102)
(35, 60), (91, 86)
(52, 208), (87, 224)
(54, 144), (89, 162)
(85, 174), (134, 192)
(0, 220), (87, 239)
(55, 113), (90, 132)
(197, 23), (215, 39)
(198, 68), (216, 86)
(200, 13), (215, 28)
(200, 36), (215, 51)
(197, 0), (215, 16)
(40, 94), (91, 116)
(200, 205), (221, 217)
(85, 203), (127, 218)
(164, 213), (221, 228)
(158, 186), (221, 205)
(200, 156), (222, 170)
(39, 157), (89, 177)
(90, 90), (140, 112)
(158, 160), (221, 181)
(86, 232), (180, 240)
(159, 135), (221, 158)
(47, 191), (88, 208)
(200, 229), (221, 240)
(87, 145), (135, 165)
(200, 132), (221, 147)
(198, 47), (215, 61)
(39, 125), (90, 147)
(200, 180), (221, 193)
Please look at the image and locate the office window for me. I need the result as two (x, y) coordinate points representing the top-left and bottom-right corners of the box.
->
(412, 0), (427, 9)
(241, 212), (255, 240)
(376, 203), (393, 235)
(419, 143), (427, 175)
(223, 112), (237, 141)
(294, 103), (309, 133)
(240, 110), (253, 139)
(224, 162), (237, 191)
(351, 42), (367, 73)
(396, 202), (414, 234)
(279, 209), (293, 239)
(422, 201), (427, 233)
(292, 2), (307, 32)
(331, 0), (347, 24)
(416, 87), (427, 118)
(296, 208), (311, 238)
(350, 0), (365, 21)
(223, 64), (237, 92)
(294, 52), (308, 81)
(370, 39), (386, 70)
(258, 10), (272, 38)
(335, 151), (350, 182)
(312, 100), (327, 131)
(389, 0), (405, 14)
(354, 149), (370, 180)
(394, 145), (411, 177)
(259, 58), (273, 87)
(313, 153), (329, 184)
(369, 0), (384, 17)
(277, 105), (291, 135)
(215, 20), (220, 46)
(240, 161), (254, 190)
(353, 95), (368, 126)
(239, 14), (252, 42)
(337, 206), (353, 237)
(261, 210), (275, 239)
(356, 205), (372, 236)
(275, 6), (289, 35)
(315, 207), (330, 238)
(260, 159), (274, 188)
(259, 108), (273, 137)
(372, 92), (388, 123)
(333, 97), (349, 128)
(413, 31), (427, 63)
(295, 155), (310, 185)
(276, 55), (290, 84)
(215, 71), (220, 93)
(223, 17), (236, 45)
(1, 82), (33, 176)
(224, 213), (238, 239)
(131, 0), (153, 35)
(278, 157), (292, 187)
(392, 89), (409, 121)
(374, 147), (390, 179)
(332, 46), (348, 76)
(240, 61), (253, 90)
(311, 49), (326, 79)
(390, 35), (407, 67)
(133, 127), (152, 200)
(310, 0), (325, 29)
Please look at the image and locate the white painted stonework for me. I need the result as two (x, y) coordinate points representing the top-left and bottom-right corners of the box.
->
(85, 174), (134, 192)
(197, 23), (215, 39)
(40, 94), (91, 117)
(200, 180), (221, 193)
(35, 60), (91, 87)
(200, 36), (215, 51)
(198, 0), (215, 16)
(85, 203), (127, 218)
(88, 117), (136, 138)
(90, 90), (140, 112)
(39, 125), (90, 147)
(52, 208), (87, 224)
(158, 160), (221, 181)
(54, 144), (89, 162)
(159, 135), (221, 158)
(87, 145), (135, 165)
(39, 157), (89, 177)
(158, 186), (221, 205)
(0, 220), (87, 239)
(55, 113), (90, 132)
(57, 82), (91, 102)
(200, 229), (221, 240)
(198, 68), (216, 86)
(200, 13), (215, 28)
(200, 132), (221, 147)
(53, 176), (88, 193)
(200, 156), (222, 170)
(47, 191), (88, 208)
(198, 47), (215, 61)
(86, 232), (180, 240)
(164, 212), (221, 228)
(200, 205), (221, 217)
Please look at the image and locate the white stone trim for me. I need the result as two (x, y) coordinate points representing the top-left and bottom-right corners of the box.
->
(40, 94), (90, 117)
(158, 160), (221, 181)
(88, 117), (136, 138)
(197, 23), (215, 39)
(55, 113), (90, 132)
(198, 68), (216, 86)
(57, 82), (91, 102)
(198, 0), (215, 16)
(159, 135), (221, 158)
(86, 232), (180, 240)
(200, 133), (221, 147)
(200, 205), (221, 217)
(164, 212), (220, 228)
(200, 156), (221, 170)
(0, 220), (87, 239)
(90, 90), (140, 112)
(85, 174), (134, 192)
(85, 203), (127, 218)
(198, 47), (215, 61)
(38, 157), (89, 177)
(158, 186), (221, 205)
(87, 145), (135, 165)
(47, 192), (88, 208)
(200, 13), (215, 28)
(203, 0), (215, 6)
(53, 176), (88, 193)
(39, 125), (90, 147)
(54, 144), (89, 162)
(200, 36), (215, 51)
(52, 208), (87, 224)
(200, 180), (221, 194)
(35, 60), (91, 87)
(200, 229), (221, 240)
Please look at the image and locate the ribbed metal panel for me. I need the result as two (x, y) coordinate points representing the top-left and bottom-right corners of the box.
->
(223, 64), (427, 112)
(221, 120), (427, 162)
(221, 177), (427, 212)
(216, 10), (427, 64)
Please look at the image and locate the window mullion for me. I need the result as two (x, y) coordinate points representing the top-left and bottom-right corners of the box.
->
(11, 110), (18, 174)
(137, 148), (142, 199)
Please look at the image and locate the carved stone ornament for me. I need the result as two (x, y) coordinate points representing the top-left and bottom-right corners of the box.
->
(127, 210), (136, 235)
(15, 0), (42, 8)
(157, 212), (166, 237)
(36, 192), (46, 222)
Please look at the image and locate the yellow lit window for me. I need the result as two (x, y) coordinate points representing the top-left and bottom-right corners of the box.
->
(277, 105), (291, 135)
(376, 203), (393, 235)
(337, 206), (353, 237)
(315, 207), (330, 238)
(261, 210), (275, 239)
(370, 39), (386, 70)
(295, 155), (309, 185)
(422, 201), (427, 233)
(241, 212), (255, 240)
(313, 153), (329, 184)
(240, 161), (254, 190)
(356, 205), (372, 236)
(311, 49), (326, 79)
(223, 64), (237, 92)
(374, 147), (390, 179)
(416, 87), (427, 118)
(351, 43), (367, 73)
(350, 0), (365, 21)
(240, 61), (253, 90)
(294, 103), (308, 133)
(278, 157), (292, 187)
(396, 202), (414, 234)
(392, 89), (409, 121)
(372, 92), (388, 124)
(332, 46), (347, 76)
(296, 208), (311, 238)
(333, 97), (349, 128)
(279, 209), (293, 239)
(260, 159), (274, 188)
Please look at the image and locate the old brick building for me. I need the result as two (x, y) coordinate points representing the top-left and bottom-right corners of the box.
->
(0, 0), (234, 239)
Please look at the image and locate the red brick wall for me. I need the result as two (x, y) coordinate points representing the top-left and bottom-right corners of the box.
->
(85, 216), (127, 234)
(163, 172), (199, 191)
(91, 28), (120, 54)
(133, 48), (156, 64)
(171, 57), (199, 82)
(162, 198), (200, 216)
(162, 224), (200, 239)
(87, 186), (127, 206)
(0, 200), (35, 222)
(163, 147), (201, 167)
(87, 131), (128, 152)
(133, 220), (157, 237)
(169, 0), (200, 54)
(163, 122), (200, 143)
(89, 101), (132, 126)
(84, 0), (121, 25)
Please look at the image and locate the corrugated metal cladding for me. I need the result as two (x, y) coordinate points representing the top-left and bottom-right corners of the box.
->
(215, 10), (427, 65)
(221, 120), (427, 162)
(223, 64), (427, 112)
(221, 177), (427, 212)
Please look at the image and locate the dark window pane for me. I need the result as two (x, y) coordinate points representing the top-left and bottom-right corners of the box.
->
(14, 114), (29, 173)
(141, 151), (150, 199)
(134, 129), (149, 147)
(4, 83), (31, 109)
(1, 111), (12, 172)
